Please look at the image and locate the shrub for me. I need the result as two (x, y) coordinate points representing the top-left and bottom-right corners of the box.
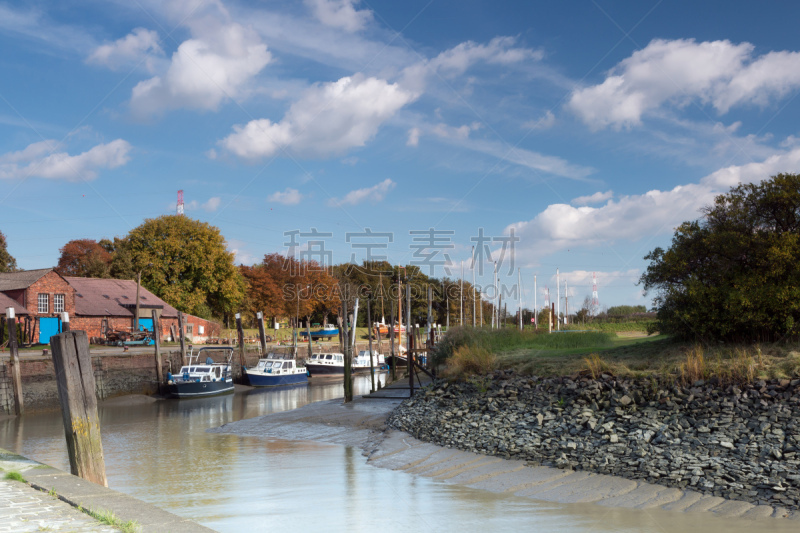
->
(445, 345), (496, 379)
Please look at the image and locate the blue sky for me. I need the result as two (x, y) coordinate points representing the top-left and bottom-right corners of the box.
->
(2, 0), (800, 312)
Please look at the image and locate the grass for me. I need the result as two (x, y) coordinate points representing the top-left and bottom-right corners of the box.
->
(4, 470), (26, 482)
(78, 507), (140, 533)
(564, 320), (655, 333)
(435, 326), (800, 385)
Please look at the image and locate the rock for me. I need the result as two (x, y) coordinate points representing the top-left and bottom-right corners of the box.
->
(620, 395), (632, 406)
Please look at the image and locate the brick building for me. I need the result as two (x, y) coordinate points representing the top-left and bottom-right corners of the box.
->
(0, 269), (219, 345)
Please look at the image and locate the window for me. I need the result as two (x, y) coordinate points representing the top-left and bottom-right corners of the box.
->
(54, 294), (65, 313)
(37, 293), (49, 313)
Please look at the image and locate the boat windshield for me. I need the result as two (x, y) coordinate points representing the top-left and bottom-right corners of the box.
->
(325, 354), (333, 360)
(310, 354), (318, 360)
(271, 362), (283, 368)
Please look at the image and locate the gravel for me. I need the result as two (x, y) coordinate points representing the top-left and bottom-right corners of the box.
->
(388, 370), (800, 510)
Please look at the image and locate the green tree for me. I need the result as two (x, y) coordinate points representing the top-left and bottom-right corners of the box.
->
(641, 173), (800, 342)
(99, 238), (136, 280)
(0, 231), (17, 272)
(124, 215), (245, 318)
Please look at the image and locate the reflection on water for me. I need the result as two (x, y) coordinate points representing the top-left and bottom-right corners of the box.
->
(1, 375), (795, 533)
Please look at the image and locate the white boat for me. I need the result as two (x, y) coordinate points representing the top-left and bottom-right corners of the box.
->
(305, 352), (345, 376)
(353, 350), (387, 373)
(245, 353), (308, 387)
(166, 347), (234, 398)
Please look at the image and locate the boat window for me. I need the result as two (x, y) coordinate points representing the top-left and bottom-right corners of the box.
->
(336, 355), (342, 362)
(310, 354), (318, 360)
(272, 362), (283, 368)
(215, 367), (221, 378)
(285, 361), (293, 369)
(325, 354), (333, 360)
(179, 367), (188, 374)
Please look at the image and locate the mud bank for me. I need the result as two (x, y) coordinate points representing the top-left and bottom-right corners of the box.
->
(210, 395), (799, 525)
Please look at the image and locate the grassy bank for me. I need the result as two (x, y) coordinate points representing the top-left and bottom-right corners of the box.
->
(434, 327), (800, 384)
(564, 320), (654, 333)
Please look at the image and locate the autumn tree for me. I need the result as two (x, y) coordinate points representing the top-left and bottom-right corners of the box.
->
(55, 239), (112, 278)
(641, 173), (800, 342)
(0, 231), (17, 272)
(124, 215), (245, 319)
(99, 238), (136, 280)
(240, 253), (341, 326)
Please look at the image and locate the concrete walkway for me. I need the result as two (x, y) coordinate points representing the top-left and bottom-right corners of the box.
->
(0, 448), (215, 533)
(0, 478), (117, 532)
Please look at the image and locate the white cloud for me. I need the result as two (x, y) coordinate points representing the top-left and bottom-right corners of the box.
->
(571, 190), (613, 205)
(220, 74), (415, 159)
(406, 127), (420, 147)
(568, 38), (800, 129)
(701, 146), (800, 189)
(268, 188), (303, 205)
(327, 178), (395, 207)
(130, 22), (271, 116)
(304, 0), (372, 32)
(202, 197), (221, 212)
(87, 28), (164, 72)
(522, 110), (555, 130)
(507, 183), (715, 263)
(0, 139), (132, 181)
(432, 122), (480, 140)
(401, 36), (541, 93)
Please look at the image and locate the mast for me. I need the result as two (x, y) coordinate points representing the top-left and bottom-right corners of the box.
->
(471, 245), (476, 328)
(518, 267), (522, 331)
(534, 274), (537, 329)
(460, 260), (464, 326)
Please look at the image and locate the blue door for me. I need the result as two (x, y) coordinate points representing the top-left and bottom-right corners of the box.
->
(138, 318), (154, 333)
(39, 317), (61, 344)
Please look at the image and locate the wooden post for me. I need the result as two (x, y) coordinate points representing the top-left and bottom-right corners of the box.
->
(235, 313), (245, 380)
(257, 312), (267, 356)
(50, 331), (107, 487)
(389, 305), (396, 382)
(134, 271), (141, 332)
(406, 284), (413, 396)
(305, 317), (312, 360)
(340, 300), (352, 403)
(61, 312), (70, 333)
(151, 310), (163, 394)
(337, 316), (344, 354)
(367, 298), (375, 393)
(177, 312), (187, 365)
(5, 309), (23, 416)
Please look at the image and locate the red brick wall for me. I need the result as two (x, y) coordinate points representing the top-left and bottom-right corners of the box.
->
(71, 316), (132, 341)
(23, 271), (75, 317)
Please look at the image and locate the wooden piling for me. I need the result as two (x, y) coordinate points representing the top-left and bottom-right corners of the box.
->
(5, 311), (23, 416)
(50, 331), (107, 487)
(306, 317), (313, 360)
(341, 300), (352, 402)
(151, 310), (163, 394)
(406, 284), (413, 396)
(235, 314), (245, 381)
(257, 312), (267, 356)
(389, 305), (396, 382)
(367, 298), (375, 393)
(177, 312), (187, 365)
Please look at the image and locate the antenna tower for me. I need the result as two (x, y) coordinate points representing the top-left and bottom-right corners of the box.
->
(177, 190), (184, 215)
(592, 272), (599, 311)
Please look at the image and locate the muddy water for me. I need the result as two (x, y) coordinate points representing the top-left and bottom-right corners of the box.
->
(0, 375), (795, 532)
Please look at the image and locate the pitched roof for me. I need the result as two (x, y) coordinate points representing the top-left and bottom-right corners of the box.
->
(0, 268), (54, 291)
(0, 293), (29, 316)
(64, 277), (179, 318)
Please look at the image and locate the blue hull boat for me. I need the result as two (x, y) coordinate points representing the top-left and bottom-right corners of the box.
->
(245, 353), (308, 387)
(299, 327), (339, 340)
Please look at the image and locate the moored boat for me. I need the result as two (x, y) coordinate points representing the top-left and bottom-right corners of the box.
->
(166, 346), (234, 398)
(299, 325), (339, 340)
(353, 350), (387, 373)
(245, 353), (308, 387)
(304, 352), (345, 376)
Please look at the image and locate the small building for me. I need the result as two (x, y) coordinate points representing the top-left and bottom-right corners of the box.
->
(0, 269), (219, 344)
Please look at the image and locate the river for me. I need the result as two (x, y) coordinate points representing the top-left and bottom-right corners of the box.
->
(0, 375), (795, 532)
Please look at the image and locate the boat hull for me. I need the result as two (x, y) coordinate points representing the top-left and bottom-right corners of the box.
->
(305, 363), (344, 376)
(245, 370), (308, 387)
(166, 380), (234, 398)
